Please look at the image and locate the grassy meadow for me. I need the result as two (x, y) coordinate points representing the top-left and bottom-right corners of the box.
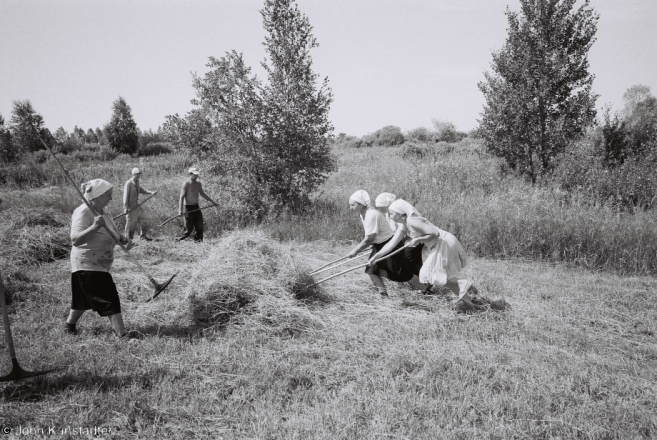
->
(1, 140), (657, 438)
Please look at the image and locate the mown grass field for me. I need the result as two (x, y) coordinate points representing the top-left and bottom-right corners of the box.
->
(1, 140), (657, 438)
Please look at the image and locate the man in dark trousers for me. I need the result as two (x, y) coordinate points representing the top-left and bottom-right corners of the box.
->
(177, 167), (217, 242)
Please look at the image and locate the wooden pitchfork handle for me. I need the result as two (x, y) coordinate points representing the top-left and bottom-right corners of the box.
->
(309, 248), (371, 276)
(303, 244), (411, 290)
(158, 204), (219, 227)
(113, 192), (157, 220)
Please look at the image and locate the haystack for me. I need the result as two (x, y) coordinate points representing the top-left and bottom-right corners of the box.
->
(180, 230), (327, 333)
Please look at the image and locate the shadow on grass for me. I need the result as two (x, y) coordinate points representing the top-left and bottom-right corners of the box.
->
(0, 368), (170, 402)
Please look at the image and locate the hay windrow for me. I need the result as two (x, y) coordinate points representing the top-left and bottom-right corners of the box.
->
(180, 230), (327, 331)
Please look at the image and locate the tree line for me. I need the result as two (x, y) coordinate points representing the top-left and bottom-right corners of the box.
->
(0, 97), (168, 163)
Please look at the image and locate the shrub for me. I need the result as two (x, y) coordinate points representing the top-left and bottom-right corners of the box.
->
(371, 125), (405, 146)
(399, 141), (431, 160)
(138, 142), (173, 157)
(406, 127), (432, 143)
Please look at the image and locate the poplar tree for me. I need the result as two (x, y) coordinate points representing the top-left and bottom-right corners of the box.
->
(104, 97), (139, 154)
(478, 0), (598, 182)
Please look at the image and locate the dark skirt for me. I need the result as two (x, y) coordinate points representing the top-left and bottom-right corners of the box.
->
(71, 271), (121, 317)
(365, 237), (415, 282)
(405, 242), (424, 276)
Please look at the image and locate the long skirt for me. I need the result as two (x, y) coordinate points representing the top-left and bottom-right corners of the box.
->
(404, 242), (424, 276)
(71, 271), (121, 316)
(419, 231), (469, 286)
(365, 237), (415, 282)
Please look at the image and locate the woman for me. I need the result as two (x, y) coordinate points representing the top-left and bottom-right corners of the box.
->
(388, 199), (477, 303)
(348, 190), (430, 296)
(374, 192), (424, 276)
(65, 179), (135, 337)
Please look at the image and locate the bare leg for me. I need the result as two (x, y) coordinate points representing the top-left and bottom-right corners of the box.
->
(66, 309), (85, 325)
(368, 274), (388, 296)
(407, 275), (431, 292)
(108, 313), (126, 337)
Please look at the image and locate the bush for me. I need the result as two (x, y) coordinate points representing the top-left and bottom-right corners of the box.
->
(553, 138), (657, 211)
(406, 127), (432, 143)
(371, 125), (405, 146)
(138, 142), (173, 157)
(399, 141), (431, 160)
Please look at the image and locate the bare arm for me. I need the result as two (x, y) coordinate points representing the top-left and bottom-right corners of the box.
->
(407, 218), (438, 246)
(348, 233), (376, 258)
(198, 185), (217, 205)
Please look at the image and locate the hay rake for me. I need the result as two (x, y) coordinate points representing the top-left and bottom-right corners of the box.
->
(1, 271), (61, 382)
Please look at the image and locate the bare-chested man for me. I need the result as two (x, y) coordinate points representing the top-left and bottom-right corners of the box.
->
(177, 167), (217, 242)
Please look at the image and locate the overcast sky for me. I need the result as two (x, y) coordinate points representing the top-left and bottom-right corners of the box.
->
(1, 0), (655, 137)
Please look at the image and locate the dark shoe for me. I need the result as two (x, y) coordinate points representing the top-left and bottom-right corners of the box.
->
(64, 322), (78, 335)
(140, 236), (153, 241)
(379, 290), (389, 297)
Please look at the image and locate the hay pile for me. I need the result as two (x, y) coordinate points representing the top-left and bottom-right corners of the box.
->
(180, 230), (327, 333)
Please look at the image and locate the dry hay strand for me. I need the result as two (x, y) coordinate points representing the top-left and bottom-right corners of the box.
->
(291, 272), (331, 304)
(0, 207), (70, 268)
(455, 295), (510, 314)
(180, 230), (329, 331)
(190, 282), (252, 328)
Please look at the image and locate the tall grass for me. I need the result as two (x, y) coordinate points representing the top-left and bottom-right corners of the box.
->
(266, 139), (657, 275)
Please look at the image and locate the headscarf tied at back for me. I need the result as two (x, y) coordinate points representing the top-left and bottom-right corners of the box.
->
(349, 190), (371, 208)
(81, 179), (113, 202)
(375, 192), (397, 208)
(388, 199), (421, 217)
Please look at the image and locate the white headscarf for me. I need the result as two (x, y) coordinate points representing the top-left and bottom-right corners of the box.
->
(388, 199), (421, 217)
(349, 190), (371, 208)
(375, 192), (397, 208)
(82, 179), (113, 201)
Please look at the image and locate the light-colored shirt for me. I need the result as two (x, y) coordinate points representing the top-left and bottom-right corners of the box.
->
(70, 204), (121, 272)
(123, 178), (150, 210)
(362, 209), (395, 244)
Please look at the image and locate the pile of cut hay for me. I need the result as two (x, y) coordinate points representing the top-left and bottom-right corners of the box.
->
(178, 230), (328, 333)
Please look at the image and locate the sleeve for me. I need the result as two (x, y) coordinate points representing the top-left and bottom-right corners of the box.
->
(362, 210), (379, 237)
(123, 181), (131, 207)
(139, 186), (150, 194)
(70, 208), (92, 239)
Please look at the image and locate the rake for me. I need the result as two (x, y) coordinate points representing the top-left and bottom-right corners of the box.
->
(158, 204), (220, 227)
(113, 192), (157, 220)
(0, 271), (61, 382)
(309, 248), (371, 276)
(302, 244), (411, 291)
(38, 137), (177, 302)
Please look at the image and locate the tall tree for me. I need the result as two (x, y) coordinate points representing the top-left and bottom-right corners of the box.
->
(478, 0), (598, 182)
(621, 85), (657, 156)
(186, 0), (333, 215)
(9, 100), (52, 154)
(104, 97), (139, 154)
(258, 0), (334, 210)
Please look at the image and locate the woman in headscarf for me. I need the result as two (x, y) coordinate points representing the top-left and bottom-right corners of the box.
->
(388, 199), (477, 304)
(374, 192), (424, 276)
(65, 179), (135, 337)
(348, 190), (430, 296)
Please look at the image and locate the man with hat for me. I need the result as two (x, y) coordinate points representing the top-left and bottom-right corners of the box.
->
(177, 167), (217, 242)
(123, 167), (157, 241)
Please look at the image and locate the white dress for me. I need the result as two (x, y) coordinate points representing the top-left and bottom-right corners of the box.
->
(406, 217), (470, 288)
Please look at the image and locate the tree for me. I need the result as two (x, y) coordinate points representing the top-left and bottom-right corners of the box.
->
(85, 128), (99, 143)
(0, 113), (16, 163)
(621, 85), (657, 156)
(478, 0), (598, 182)
(186, 0), (334, 215)
(104, 97), (139, 154)
(9, 100), (52, 154)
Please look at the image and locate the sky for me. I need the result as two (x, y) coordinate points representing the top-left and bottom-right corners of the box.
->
(1, 0), (655, 137)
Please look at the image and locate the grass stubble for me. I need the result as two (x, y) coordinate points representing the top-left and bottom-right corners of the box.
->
(1, 142), (656, 438)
